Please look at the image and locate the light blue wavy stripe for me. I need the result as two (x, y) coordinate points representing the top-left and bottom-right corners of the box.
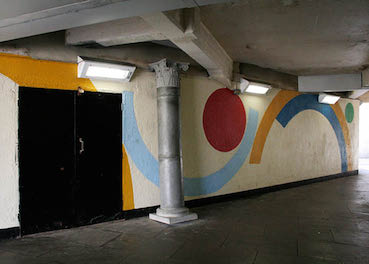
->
(123, 92), (159, 186)
(122, 91), (258, 196)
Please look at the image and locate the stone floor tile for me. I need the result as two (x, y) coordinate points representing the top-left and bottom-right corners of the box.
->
(56, 227), (121, 247)
(254, 252), (341, 264)
(331, 228), (369, 248)
(0, 237), (71, 257)
(170, 242), (257, 264)
(0, 249), (61, 264)
(298, 239), (369, 263)
(0, 170), (368, 263)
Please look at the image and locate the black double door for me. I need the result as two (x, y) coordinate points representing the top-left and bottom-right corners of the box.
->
(19, 88), (122, 235)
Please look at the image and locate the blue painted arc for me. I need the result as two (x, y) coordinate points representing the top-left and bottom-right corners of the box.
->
(122, 91), (259, 196)
(276, 94), (347, 172)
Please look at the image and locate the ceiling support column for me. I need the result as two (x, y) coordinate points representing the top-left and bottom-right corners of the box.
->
(149, 59), (197, 224)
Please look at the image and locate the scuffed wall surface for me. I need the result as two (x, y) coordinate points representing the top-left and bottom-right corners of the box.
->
(0, 74), (19, 229)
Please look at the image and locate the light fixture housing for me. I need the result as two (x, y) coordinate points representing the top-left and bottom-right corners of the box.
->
(318, 93), (340, 104)
(78, 56), (136, 82)
(236, 78), (271, 95)
(245, 81), (271, 94)
(238, 78), (250, 94)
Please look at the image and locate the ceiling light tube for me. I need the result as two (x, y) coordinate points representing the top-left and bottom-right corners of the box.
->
(318, 93), (340, 104)
(78, 56), (136, 82)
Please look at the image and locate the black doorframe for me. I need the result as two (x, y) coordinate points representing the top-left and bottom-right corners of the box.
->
(75, 91), (123, 226)
(18, 87), (123, 235)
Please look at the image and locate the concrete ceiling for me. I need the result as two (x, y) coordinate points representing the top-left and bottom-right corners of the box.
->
(0, 0), (229, 42)
(1, 0), (368, 82)
(200, 0), (369, 75)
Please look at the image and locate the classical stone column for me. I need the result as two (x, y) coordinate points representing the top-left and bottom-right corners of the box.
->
(149, 59), (198, 224)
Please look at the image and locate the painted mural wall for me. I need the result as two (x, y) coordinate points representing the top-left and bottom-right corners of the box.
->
(0, 53), (360, 225)
(117, 74), (359, 209)
(0, 73), (19, 229)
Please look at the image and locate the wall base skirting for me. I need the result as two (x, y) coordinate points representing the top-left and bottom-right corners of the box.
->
(0, 227), (20, 240)
(185, 170), (359, 208)
(124, 170), (359, 218)
(0, 170), (357, 240)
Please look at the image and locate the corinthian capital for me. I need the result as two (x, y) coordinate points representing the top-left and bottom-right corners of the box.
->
(149, 59), (189, 88)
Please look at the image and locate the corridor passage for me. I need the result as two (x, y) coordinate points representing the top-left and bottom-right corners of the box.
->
(360, 159), (369, 172)
(1, 171), (369, 264)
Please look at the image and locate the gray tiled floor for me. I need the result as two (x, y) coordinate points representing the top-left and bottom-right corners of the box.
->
(1, 168), (369, 263)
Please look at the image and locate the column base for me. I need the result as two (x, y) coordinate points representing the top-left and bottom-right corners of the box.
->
(149, 207), (198, 224)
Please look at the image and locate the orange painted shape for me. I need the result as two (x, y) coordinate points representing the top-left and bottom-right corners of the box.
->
(122, 145), (135, 210)
(0, 53), (96, 91)
(249, 90), (299, 164)
(331, 104), (353, 171)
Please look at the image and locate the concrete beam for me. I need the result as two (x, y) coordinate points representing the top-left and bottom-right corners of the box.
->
(0, 0), (230, 43)
(298, 74), (362, 92)
(239, 63), (298, 91)
(349, 89), (369, 100)
(359, 92), (369, 102)
(142, 8), (233, 87)
(0, 32), (208, 75)
(66, 17), (166, 46)
(363, 67), (369, 88)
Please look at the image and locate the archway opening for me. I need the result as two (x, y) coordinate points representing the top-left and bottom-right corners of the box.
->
(359, 103), (369, 171)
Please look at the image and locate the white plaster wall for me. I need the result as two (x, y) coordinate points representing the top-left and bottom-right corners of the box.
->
(339, 99), (360, 170)
(0, 74), (19, 229)
(359, 103), (369, 158)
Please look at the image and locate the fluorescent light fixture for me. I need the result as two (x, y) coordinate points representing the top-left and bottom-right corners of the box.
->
(86, 66), (130, 79)
(318, 93), (340, 104)
(245, 82), (271, 94)
(235, 78), (271, 95)
(78, 57), (136, 82)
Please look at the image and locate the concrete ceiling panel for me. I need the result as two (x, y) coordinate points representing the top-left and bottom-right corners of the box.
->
(0, 0), (230, 43)
(0, 0), (85, 20)
(200, 0), (369, 75)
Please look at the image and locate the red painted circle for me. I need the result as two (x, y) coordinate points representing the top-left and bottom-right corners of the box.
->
(203, 88), (246, 152)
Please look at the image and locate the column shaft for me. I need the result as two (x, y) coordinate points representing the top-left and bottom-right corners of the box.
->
(149, 59), (197, 224)
(157, 86), (184, 209)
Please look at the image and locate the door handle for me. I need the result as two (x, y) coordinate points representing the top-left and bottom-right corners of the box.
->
(79, 138), (84, 154)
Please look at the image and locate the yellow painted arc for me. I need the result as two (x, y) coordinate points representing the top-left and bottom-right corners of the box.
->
(0, 53), (96, 91)
(249, 90), (299, 164)
(122, 145), (135, 210)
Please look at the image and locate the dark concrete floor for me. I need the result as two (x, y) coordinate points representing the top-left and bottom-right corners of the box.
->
(2, 169), (369, 264)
